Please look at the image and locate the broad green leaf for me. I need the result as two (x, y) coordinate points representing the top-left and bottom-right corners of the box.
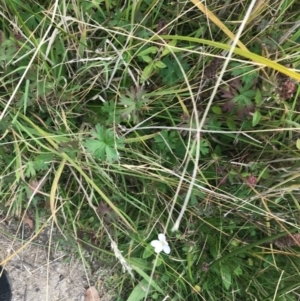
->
(83, 124), (124, 163)
(141, 63), (154, 82)
(220, 264), (232, 290)
(33, 154), (53, 171)
(226, 118), (236, 131)
(128, 257), (149, 270)
(252, 110), (261, 126)
(105, 145), (119, 163)
(211, 106), (222, 115)
(142, 245), (153, 259)
(132, 265), (164, 294)
(126, 279), (148, 301)
(255, 89), (262, 105)
(190, 193), (198, 206)
(141, 55), (153, 63)
(84, 139), (106, 160)
(296, 139), (300, 150)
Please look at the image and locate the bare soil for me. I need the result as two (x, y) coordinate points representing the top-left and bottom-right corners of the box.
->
(0, 217), (114, 301)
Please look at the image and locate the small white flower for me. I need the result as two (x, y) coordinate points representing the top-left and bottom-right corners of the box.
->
(150, 233), (170, 254)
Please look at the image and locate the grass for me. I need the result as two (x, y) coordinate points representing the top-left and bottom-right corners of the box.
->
(1, 0), (300, 300)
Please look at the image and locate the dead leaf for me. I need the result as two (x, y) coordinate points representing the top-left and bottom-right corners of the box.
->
(84, 286), (101, 301)
(23, 212), (34, 230)
(28, 177), (47, 194)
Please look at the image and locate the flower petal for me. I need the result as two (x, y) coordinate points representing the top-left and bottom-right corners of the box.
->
(155, 245), (163, 253)
(151, 240), (159, 247)
(158, 233), (166, 242)
(151, 240), (163, 253)
(163, 245), (171, 254)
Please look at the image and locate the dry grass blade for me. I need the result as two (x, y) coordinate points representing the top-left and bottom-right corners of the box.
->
(50, 158), (67, 237)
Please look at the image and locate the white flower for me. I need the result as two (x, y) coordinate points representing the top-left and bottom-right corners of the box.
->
(150, 233), (170, 254)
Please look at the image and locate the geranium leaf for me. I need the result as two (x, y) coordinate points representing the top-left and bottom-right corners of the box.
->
(84, 125), (124, 163)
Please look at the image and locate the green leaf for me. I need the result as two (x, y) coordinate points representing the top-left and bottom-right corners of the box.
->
(159, 56), (190, 85)
(230, 62), (258, 88)
(211, 106), (222, 115)
(151, 292), (159, 299)
(0, 115), (12, 134)
(226, 117), (236, 131)
(161, 39), (177, 56)
(234, 94), (251, 103)
(252, 110), (261, 126)
(131, 265), (164, 294)
(101, 100), (120, 125)
(296, 139), (300, 150)
(138, 46), (158, 56)
(126, 279), (148, 301)
(119, 97), (136, 116)
(230, 63), (253, 77)
(84, 139), (106, 160)
(200, 139), (210, 155)
(0, 34), (17, 61)
(154, 60), (166, 69)
(154, 130), (178, 151)
(220, 264), (232, 290)
(25, 161), (36, 178)
(255, 89), (262, 105)
(142, 245), (153, 259)
(208, 116), (222, 130)
(189, 139), (210, 156)
(118, 87), (150, 124)
(84, 124), (124, 163)
(105, 145), (119, 162)
(141, 55), (153, 63)
(33, 154), (53, 171)
(141, 63), (154, 83)
(190, 193), (198, 206)
(234, 266), (243, 276)
(241, 89), (256, 98)
(128, 257), (149, 270)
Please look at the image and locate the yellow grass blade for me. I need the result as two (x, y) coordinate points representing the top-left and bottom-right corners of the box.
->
(50, 158), (67, 235)
(190, 0), (249, 52)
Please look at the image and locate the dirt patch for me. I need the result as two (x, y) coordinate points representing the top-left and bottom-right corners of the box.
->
(0, 217), (114, 301)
